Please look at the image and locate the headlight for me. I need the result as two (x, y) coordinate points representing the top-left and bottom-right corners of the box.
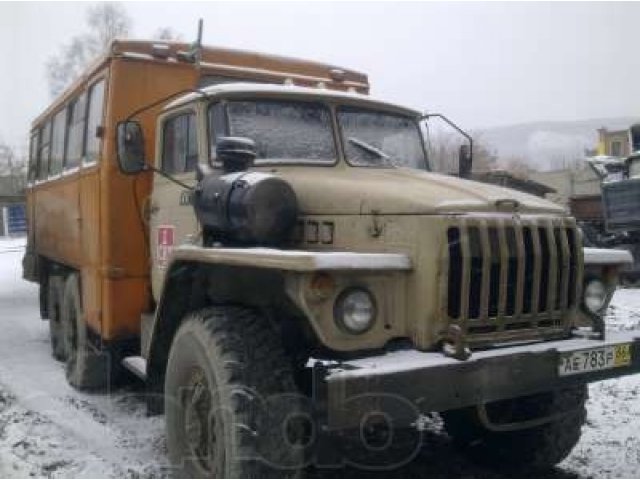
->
(334, 288), (376, 334)
(583, 279), (607, 313)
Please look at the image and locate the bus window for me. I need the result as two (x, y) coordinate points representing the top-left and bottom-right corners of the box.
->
(37, 121), (51, 181)
(162, 113), (198, 174)
(85, 80), (105, 165)
(28, 134), (38, 184)
(65, 93), (86, 170)
(50, 108), (67, 177)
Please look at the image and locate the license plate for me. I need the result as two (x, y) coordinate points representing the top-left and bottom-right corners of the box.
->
(558, 344), (632, 376)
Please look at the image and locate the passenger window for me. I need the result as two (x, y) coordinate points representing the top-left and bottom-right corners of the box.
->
(50, 108), (67, 176)
(85, 80), (105, 165)
(28, 134), (38, 183)
(65, 94), (86, 169)
(162, 113), (198, 174)
(37, 122), (51, 181)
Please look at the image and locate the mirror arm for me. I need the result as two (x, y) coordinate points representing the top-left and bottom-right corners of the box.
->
(144, 164), (194, 190)
(124, 88), (207, 123)
(421, 112), (473, 158)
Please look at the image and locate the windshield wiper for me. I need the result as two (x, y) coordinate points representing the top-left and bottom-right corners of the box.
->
(348, 137), (391, 162)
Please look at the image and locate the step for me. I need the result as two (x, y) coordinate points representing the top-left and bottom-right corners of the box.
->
(122, 356), (147, 381)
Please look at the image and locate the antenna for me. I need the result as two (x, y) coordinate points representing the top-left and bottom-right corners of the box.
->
(195, 18), (203, 69)
(176, 19), (204, 66)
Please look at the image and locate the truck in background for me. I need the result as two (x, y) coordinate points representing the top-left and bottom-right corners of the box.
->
(572, 124), (640, 281)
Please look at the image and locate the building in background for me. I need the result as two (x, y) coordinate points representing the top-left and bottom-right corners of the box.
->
(596, 127), (632, 157)
(0, 146), (26, 237)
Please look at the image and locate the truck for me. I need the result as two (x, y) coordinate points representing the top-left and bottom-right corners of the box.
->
(23, 38), (640, 477)
(570, 125), (640, 281)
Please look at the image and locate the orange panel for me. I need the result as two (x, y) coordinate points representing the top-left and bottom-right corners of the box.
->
(99, 59), (197, 340)
(32, 174), (82, 267)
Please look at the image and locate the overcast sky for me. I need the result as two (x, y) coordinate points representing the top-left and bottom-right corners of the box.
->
(1, 1), (639, 152)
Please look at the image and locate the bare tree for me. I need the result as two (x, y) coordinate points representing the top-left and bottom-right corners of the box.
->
(87, 2), (132, 51)
(426, 130), (497, 174)
(153, 27), (184, 42)
(46, 2), (132, 97)
(0, 143), (27, 195)
(496, 155), (534, 177)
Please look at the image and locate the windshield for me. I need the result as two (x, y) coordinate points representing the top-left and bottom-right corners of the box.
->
(208, 98), (428, 169)
(209, 100), (336, 163)
(337, 106), (427, 170)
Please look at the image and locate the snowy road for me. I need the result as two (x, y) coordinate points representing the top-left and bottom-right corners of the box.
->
(0, 237), (639, 478)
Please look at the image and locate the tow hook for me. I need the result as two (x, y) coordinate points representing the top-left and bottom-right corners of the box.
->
(441, 324), (471, 360)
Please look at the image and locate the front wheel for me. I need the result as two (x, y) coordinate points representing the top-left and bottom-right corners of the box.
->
(441, 385), (587, 471)
(165, 306), (308, 478)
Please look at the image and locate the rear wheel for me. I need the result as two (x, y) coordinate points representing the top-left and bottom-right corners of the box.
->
(442, 385), (587, 471)
(165, 306), (307, 478)
(47, 275), (66, 361)
(61, 273), (114, 390)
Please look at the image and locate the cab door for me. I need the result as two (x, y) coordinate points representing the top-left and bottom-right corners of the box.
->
(150, 109), (200, 300)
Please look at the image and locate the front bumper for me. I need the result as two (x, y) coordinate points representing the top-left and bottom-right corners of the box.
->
(319, 331), (640, 430)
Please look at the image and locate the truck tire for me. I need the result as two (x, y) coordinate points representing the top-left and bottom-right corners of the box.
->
(165, 307), (306, 478)
(61, 273), (113, 390)
(47, 275), (66, 361)
(441, 385), (587, 471)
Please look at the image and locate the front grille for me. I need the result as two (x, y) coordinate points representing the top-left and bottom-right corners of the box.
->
(444, 217), (581, 337)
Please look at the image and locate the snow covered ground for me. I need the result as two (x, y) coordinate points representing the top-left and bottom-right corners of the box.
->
(0, 238), (168, 478)
(0, 237), (639, 478)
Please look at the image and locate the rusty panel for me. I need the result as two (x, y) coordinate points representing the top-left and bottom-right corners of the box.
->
(102, 278), (149, 340)
(570, 194), (603, 221)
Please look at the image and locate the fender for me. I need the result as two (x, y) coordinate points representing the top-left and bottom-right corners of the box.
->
(144, 245), (412, 410)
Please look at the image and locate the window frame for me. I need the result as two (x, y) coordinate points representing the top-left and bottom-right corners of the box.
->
(206, 97), (339, 168)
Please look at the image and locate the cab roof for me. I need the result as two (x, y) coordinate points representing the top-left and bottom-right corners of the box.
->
(164, 82), (423, 118)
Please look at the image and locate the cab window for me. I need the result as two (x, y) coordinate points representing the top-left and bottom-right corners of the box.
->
(162, 113), (198, 174)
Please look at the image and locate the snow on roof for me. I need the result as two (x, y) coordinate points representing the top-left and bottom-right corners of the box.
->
(164, 82), (422, 117)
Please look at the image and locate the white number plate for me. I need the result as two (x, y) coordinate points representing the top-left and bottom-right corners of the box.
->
(558, 344), (631, 376)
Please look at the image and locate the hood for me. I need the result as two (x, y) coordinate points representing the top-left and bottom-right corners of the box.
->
(271, 166), (565, 215)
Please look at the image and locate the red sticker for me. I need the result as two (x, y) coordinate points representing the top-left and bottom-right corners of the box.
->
(157, 225), (175, 268)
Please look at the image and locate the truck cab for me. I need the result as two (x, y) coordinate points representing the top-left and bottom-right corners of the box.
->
(113, 83), (639, 476)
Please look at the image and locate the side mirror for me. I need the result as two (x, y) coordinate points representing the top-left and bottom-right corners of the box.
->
(458, 144), (472, 179)
(216, 136), (257, 173)
(116, 121), (146, 174)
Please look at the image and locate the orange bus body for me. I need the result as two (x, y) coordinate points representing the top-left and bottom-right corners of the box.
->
(25, 40), (368, 343)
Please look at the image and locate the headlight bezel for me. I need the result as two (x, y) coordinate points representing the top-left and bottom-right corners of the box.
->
(582, 277), (608, 314)
(333, 286), (377, 335)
